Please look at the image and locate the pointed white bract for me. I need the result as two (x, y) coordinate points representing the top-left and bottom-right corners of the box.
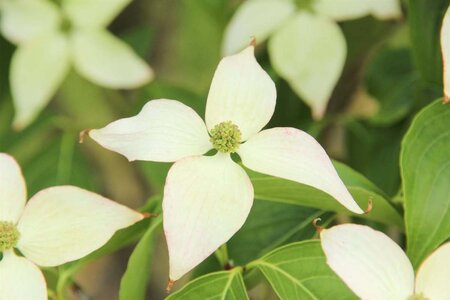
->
(72, 29), (153, 89)
(313, 0), (402, 21)
(17, 186), (143, 266)
(441, 6), (450, 103)
(0, 154), (26, 222)
(62, 0), (132, 28)
(11, 33), (70, 129)
(0, 0), (60, 44)
(222, 0), (296, 55)
(269, 12), (346, 119)
(370, 0), (402, 20)
(320, 224), (450, 300)
(415, 243), (450, 299)
(205, 46), (276, 140)
(0, 0), (153, 128)
(313, 0), (375, 21)
(222, 0), (401, 119)
(238, 127), (363, 213)
(0, 251), (47, 300)
(0, 152), (143, 296)
(90, 45), (363, 282)
(321, 224), (414, 299)
(90, 99), (212, 162)
(163, 154), (254, 280)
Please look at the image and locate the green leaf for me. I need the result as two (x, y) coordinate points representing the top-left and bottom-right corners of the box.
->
(247, 240), (356, 300)
(345, 119), (405, 196)
(365, 47), (418, 125)
(228, 200), (330, 265)
(408, 0), (449, 84)
(248, 161), (403, 228)
(401, 99), (450, 268)
(156, 0), (227, 93)
(167, 268), (249, 300)
(119, 215), (162, 300)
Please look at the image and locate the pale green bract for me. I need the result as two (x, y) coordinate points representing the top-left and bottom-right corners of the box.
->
(222, 0), (401, 119)
(268, 12), (346, 119)
(0, 0), (154, 129)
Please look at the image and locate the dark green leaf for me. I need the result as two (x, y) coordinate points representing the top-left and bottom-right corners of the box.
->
(365, 47), (418, 125)
(119, 216), (163, 300)
(228, 201), (329, 265)
(345, 119), (405, 196)
(401, 99), (450, 268)
(408, 0), (449, 84)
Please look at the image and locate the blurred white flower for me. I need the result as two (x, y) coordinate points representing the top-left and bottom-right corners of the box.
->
(89, 45), (364, 283)
(0, 0), (154, 129)
(441, 5), (450, 103)
(0, 153), (144, 299)
(222, 0), (402, 119)
(320, 224), (450, 300)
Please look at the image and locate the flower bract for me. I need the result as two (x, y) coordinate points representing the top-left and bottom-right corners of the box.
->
(222, 0), (402, 119)
(89, 45), (364, 282)
(0, 153), (143, 299)
(320, 224), (450, 300)
(0, 0), (154, 128)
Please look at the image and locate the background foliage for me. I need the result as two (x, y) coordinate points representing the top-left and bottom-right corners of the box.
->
(0, 0), (449, 299)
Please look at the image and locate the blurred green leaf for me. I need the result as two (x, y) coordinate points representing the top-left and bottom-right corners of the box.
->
(119, 215), (162, 300)
(156, 0), (229, 93)
(4, 132), (96, 196)
(401, 99), (450, 268)
(408, 0), (449, 84)
(167, 268), (249, 300)
(138, 80), (205, 115)
(247, 161), (403, 228)
(0, 36), (13, 98)
(119, 25), (154, 58)
(365, 47), (418, 124)
(247, 240), (357, 300)
(345, 119), (405, 196)
(365, 47), (442, 125)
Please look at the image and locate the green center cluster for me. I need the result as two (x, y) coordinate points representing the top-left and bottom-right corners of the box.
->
(408, 293), (429, 300)
(61, 18), (72, 33)
(210, 121), (242, 153)
(0, 221), (20, 251)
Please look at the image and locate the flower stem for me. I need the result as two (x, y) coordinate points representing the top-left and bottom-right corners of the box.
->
(214, 244), (230, 269)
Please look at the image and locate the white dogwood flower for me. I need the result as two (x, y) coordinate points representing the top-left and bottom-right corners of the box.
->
(0, 153), (144, 299)
(320, 224), (450, 300)
(89, 45), (363, 282)
(441, 5), (450, 103)
(0, 0), (154, 129)
(222, 0), (401, 119)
